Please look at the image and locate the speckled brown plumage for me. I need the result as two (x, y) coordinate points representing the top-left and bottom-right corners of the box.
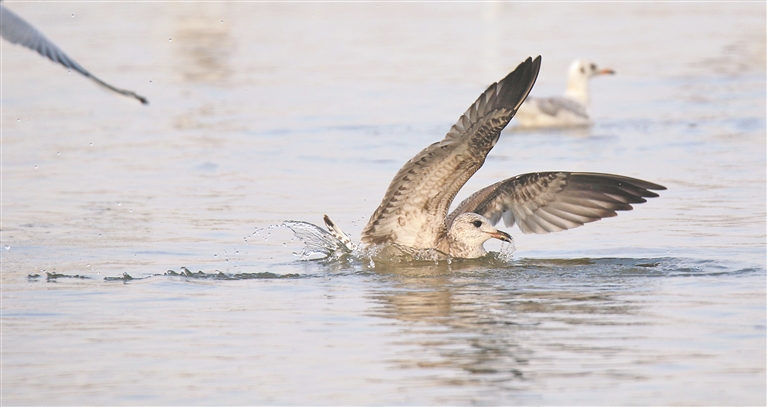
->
(362, 57), (542, 251)
(359, 56), (665, 258)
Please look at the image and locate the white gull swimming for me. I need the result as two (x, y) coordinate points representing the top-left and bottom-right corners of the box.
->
(514, 59), (614, 128)
(289, 56), (664, 259)
(0, 3), (147, 104)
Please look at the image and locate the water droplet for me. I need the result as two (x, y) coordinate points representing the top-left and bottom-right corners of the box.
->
(213, 253), (218, 257)
(56, 152), (61, 156)
(34, 165), (38, 169)
(4, 245), (9, 250)
(17, 118), (20, 122)
(117, 202), (121, 206)
(71, 13), (74, 17)
(168, 38), (172, 42)
(129, 209), (133, 213)
(149, 80), (153, 84)
(89, 142), (93, 147)
(68, 70), (71, 74)
(220, 20), (224, 23)
(98, 233), (102, 238)
(283, 242), (287, 247)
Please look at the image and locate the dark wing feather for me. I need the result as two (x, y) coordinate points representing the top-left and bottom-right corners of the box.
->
(0, 4), (148, 104)
(361, 56), (541, 248)
(447, 172), (665, 234)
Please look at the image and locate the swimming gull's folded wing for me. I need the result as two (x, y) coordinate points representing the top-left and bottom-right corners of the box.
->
(531, 96), (589, 119)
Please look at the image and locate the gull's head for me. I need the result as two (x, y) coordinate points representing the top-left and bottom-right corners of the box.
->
(566, 59), (615, 105)
(447, 213), (512, 259)
(568, 59), (616, 80)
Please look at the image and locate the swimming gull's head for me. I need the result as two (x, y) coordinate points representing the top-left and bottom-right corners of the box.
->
(566, 59), (615, 105)
(447, 213), (512, 259)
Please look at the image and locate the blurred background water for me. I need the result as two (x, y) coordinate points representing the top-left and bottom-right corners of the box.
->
(2, 2), (765, 405)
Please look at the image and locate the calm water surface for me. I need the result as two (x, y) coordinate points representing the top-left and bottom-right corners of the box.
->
(2, 3), (765, 405)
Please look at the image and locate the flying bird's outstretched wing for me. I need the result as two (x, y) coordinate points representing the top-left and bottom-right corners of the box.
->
(0, 4), (148, 104)
(361, 56), (541, 248)
(446, 172), (665, 234)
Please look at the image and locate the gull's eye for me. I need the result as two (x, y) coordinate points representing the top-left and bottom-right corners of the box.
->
(472, 220), (482, 228)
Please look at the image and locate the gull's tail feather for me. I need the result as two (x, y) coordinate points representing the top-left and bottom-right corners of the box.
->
(323, 215), (358, 252)
(283, 220), (351, 258)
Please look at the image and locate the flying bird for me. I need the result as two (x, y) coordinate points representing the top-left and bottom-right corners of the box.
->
(340, 56), (664, 259)
(0, 3), (148, 104)
(514, 59), (614, 128)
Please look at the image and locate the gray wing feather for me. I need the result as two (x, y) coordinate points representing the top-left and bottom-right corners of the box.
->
(361, 56), (541, 247)
(1, 4), (148, 104)
(447, 172), (665, 234)
(528, 96), (588, 119)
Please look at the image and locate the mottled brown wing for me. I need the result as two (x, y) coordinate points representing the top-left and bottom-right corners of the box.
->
(446, 172), (665, 234)
(1, 4), (148, 104)
(361, 56), (541, 248)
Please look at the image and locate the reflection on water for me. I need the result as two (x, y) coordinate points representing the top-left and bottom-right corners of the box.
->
(172, 4), (234, 85)
(365, 257), (763, 404)
(3, 252), (765, 404)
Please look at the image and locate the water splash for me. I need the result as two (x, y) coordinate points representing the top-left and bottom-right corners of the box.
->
(281, 220), (515, 268)
(164, 267), (300, 280)
(497, 237), (516, 262)
(44, 272), (90, 281)
(282, 220), (352, 260)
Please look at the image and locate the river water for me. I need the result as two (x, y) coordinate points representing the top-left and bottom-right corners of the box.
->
(2, 2), (765, 405)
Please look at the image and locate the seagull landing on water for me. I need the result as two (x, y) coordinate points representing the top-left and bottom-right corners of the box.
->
(312, 56), (663, 259)
(0, 3), (148, 105)
(514, 59), (614, 128)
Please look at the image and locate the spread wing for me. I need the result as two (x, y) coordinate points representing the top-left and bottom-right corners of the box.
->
(0, 4), (148, 104)
(446, 172), (665, 234)
(361, 56), (541, 248)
